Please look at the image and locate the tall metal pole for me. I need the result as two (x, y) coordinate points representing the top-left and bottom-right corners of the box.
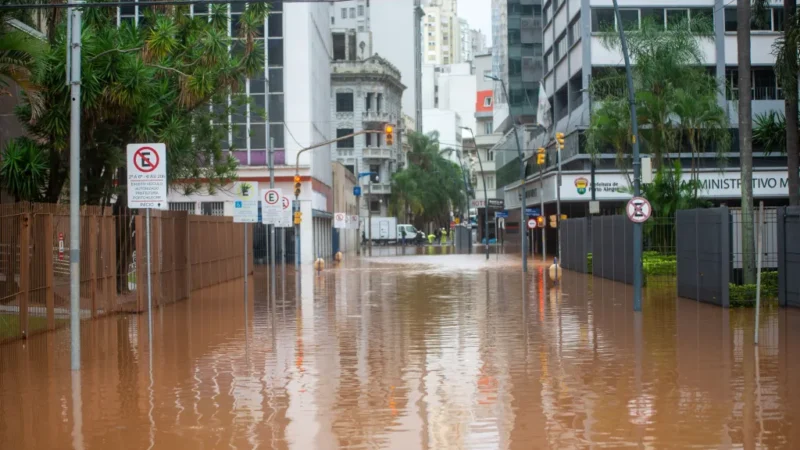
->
(356, 159), (361, 256)
(368, 178), (373, 255)
(68, 4), (82, 372)
(556, 144), (562, 264)
(612, 0), (643, 311)
(540, 161), (546, 262)
(414, 0), (423, 132)
(461, 128), (489, 260)
(243, 222), (248, 308)
(269, 138), (276, 304)
(498, 80), (528, 273)
(146, 208), (152, 336)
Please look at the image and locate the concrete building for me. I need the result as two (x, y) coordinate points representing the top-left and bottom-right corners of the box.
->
(422, 63), (477, 132)
(494, 0), (794, 254)
(159, 2), (335, 264)
(422, 0), (462, 65)
(370, 0), (421, 125)
(460, 20), (489, 63)
(423, 109), (463, 160)
(490, 0), (544, 131)
(330, 55), (406, 219)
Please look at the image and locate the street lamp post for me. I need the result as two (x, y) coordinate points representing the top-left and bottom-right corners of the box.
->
(612, 0), (644, 312)
(486, 74), (528, 273)
(461, 127), (490, 261)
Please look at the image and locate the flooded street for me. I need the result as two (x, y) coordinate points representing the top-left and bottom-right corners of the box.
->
(2, 251), (800, 449)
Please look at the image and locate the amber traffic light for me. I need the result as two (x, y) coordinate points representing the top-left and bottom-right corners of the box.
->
(536, 147), (545, 165)
(385, 124), (394, 146)
(555, 132), (565, 150)
(294, 175), (301, 197)
(536, 216), (545, 228)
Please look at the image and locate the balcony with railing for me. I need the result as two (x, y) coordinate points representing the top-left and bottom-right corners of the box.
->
(363, 110), (397, 124)
(362, 146), (395, 159)
(365, 183), (392, 194)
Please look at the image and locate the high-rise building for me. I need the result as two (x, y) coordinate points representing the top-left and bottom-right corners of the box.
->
(490, 0), (544, 130)
(151, 2), (335, 263)
(460, 20), (488, 64)
(422, 0), (462, 65)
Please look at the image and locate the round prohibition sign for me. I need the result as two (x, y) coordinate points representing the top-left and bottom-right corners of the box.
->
(527, 218), (538, 229)
(264, 189), (280, 205)
(626, 196), (653, 224)
(133, 146), (160, 173)
(282, 197), (290, 209)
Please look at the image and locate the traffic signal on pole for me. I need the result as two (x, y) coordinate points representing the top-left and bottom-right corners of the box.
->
(536, 147), (545, 165)
(536, 216), (545, 228)
(294, 175), (301, 197)
(384, 124), (394, 146)
(549, 214), (558, 228)
(555, 132), (565, 150)
(294, 211), (302, 224)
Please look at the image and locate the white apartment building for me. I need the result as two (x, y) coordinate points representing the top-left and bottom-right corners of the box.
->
(160, 2), (334, 264)
(460, 20), (489, 63)
(330, 55), (406, 219)
(422, 0), (462, 65)
(421, 62), (477, 132)
(423, 109), (463, 163)
(508, 0), (793, 220)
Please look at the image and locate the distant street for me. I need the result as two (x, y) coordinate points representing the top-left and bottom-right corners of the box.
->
(2, 251), (800, 449)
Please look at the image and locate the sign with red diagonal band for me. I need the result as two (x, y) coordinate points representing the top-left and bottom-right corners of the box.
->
(127, 143), (167, 209)
(626, 196), (652, 224)
(334, 212), (346, 229)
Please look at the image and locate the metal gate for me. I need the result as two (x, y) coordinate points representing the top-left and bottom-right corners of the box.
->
(778, 206), (800, 307)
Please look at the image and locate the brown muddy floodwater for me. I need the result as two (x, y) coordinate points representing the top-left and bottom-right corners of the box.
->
(2, 250), (800, 449)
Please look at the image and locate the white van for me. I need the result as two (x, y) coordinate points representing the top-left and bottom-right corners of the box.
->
(397, 224), (417, 241)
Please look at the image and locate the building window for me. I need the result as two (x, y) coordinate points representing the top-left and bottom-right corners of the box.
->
(725, 7), (780, 32)
(483, 121), (493, 134)
(358, 25), (365, 32)
(169, 202), (196, 214)
(331, 16), (334, 25)
(376, 93), (383, 113)
(554, 34), (567, 61)
(349, 7), (355, 19)
(341, 8), (346, 19)
(365, 93), (373, 111)
(483, 96), (492, 107)
(591, 8), (615, 32)
(201, 202), (224, 216)
(336, 92), (354, 112)
(365, 133), (372, 146)
(370, 200), (381, 213)
(337, 128), (355, 148)
(666, 9), (689, 30)
(486, 175), (495, 191)
(488, 150), (494, 161)
(369, 164), (380, 182)
(358, 5), (364, 16)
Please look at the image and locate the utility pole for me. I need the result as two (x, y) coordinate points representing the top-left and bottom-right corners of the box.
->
(355, 159), (361, 256)
(368, 176), (374, 255)
(414, 0), (423, 132)
(269, 137), (276, 306)
(67, 4), (82, 372)
(612, 0), (643, 312)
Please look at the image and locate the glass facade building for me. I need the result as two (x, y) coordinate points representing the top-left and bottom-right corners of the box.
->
(117, 1), (285, 166)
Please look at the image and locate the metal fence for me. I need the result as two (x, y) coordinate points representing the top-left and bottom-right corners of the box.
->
(778, 206), (800, 307)
(676, 207), (730, 307)
(559, 217), (590, 273)
(0, 203), (250, 343)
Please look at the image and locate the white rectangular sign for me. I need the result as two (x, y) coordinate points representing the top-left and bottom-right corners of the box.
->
(261, 188), (283, 225)
(233, 181), (259, 223)
(334, 212), (346, 229)
(350, 215), (359, 230)
(276, 195), (293, 228)
(127, 143), (168, 209)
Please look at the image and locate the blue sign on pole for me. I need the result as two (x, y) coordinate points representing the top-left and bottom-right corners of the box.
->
(526, 207), (541, 217)
(353, 186), (362, 197)
(495, 210), (509, 219)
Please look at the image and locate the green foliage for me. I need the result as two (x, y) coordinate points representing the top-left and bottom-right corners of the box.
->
(389, 132), (465, 227)
(0, 29), (46, 119)
(754, 111), (789, 155)
(15, 4), (270, 204)
(729, 271), (779, 307)
(0, 138), (48, 202)
(588, 15), (728, 172)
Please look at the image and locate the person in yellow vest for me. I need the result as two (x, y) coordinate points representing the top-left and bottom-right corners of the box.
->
(440, 228), (447, 245)
(428, 232), (435, 245)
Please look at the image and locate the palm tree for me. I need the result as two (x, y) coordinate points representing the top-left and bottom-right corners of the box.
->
(738, 0), (757, 284)
(0, 29), (45, 121)
(773, 0), (800, 206)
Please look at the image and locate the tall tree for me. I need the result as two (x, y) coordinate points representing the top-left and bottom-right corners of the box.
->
(738, 0), (757, 284)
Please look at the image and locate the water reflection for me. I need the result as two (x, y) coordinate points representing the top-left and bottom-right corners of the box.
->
(1, 254), (800, 448)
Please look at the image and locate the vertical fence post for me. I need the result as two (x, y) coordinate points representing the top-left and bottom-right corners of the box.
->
(19, 214), (31, 338)
(44, 214), (55, 330)
(89, 215), (98, 318)
(105, 216), (115, 312)
(186, 216), (192, 295)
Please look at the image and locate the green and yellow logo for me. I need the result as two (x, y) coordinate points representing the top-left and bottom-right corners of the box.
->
(575, 177), (588, 195)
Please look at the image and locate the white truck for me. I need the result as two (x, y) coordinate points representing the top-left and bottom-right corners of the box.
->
(362, 216), (398, 245)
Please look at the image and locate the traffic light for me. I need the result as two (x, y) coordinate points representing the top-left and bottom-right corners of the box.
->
(293, 175), (301, 197)
(555, 132), (565, 150)
(536, 147), (545, 165)
(294, 211), (302, 224)
(536, 216), (545, 228)
(384, 124), (394, 146)
(549, 214), (558, 228)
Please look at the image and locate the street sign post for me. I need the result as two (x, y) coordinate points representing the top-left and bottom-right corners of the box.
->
(126, 143), (168, 344)
(495, 211), (509, 219)
(58, 233), (64, 260)
(353, 186), (362, 197)
(626, 196), (652, 223)
(276, 196), (293, 228)
(261, 188), (283, 225)
(349, 215), (359, 230)
(233, 182), (259, 223)
(526, 207), (541, 217)
(527, 218), (538, 229)
(334, 212), (346, 229)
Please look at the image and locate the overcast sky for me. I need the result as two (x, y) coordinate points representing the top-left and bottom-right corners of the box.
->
(457, 0), (493, 47)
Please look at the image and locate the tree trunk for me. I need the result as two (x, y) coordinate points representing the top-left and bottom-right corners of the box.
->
(786, 0), (800, 206)
(738, 0), (757, 284)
